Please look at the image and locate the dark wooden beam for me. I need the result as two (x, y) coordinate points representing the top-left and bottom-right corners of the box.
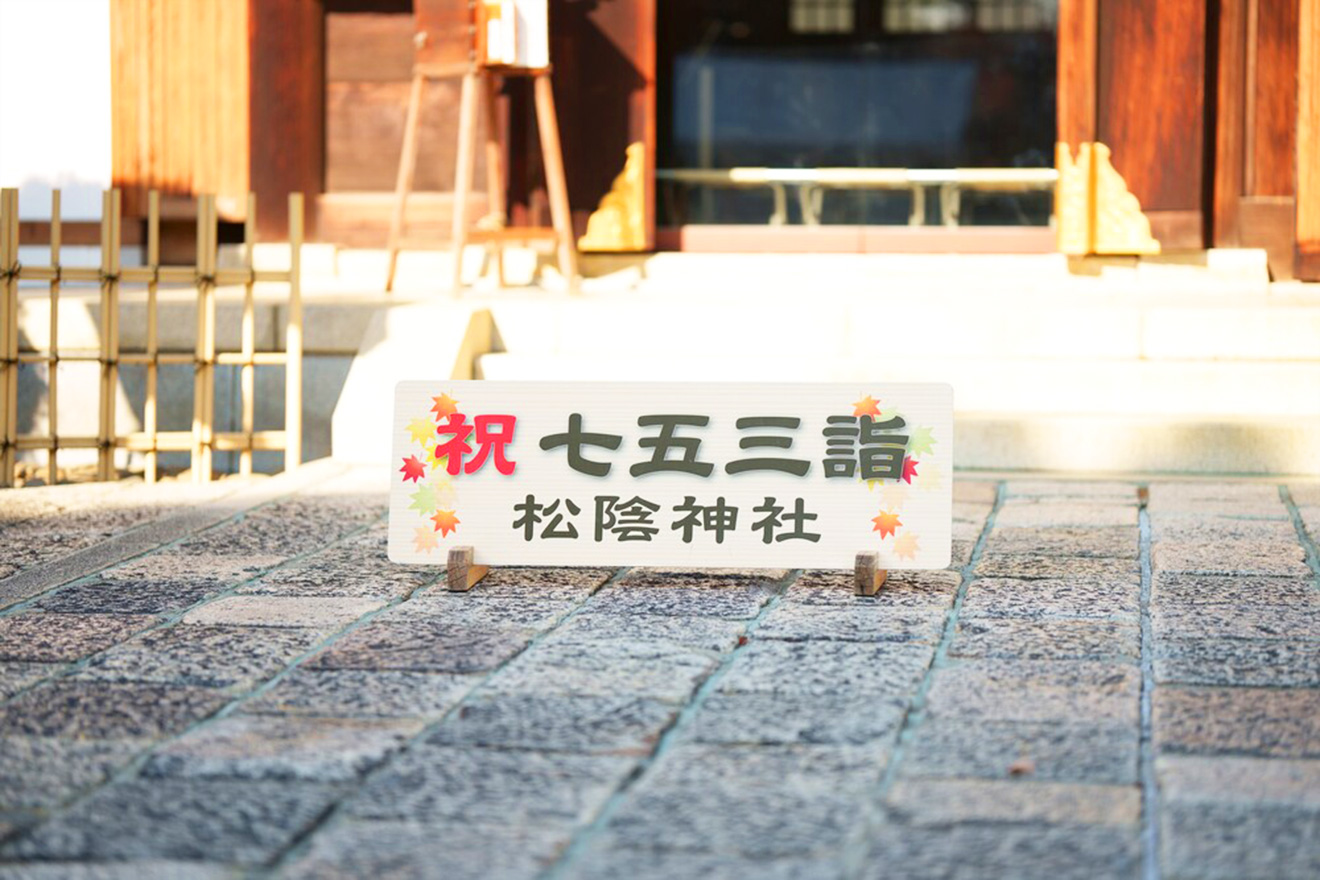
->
(249, 0), (325, 241)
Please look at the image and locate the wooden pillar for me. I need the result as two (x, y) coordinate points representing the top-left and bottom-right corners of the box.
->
(249, 0), (323, 241)
(1298, 0), (1320, 280)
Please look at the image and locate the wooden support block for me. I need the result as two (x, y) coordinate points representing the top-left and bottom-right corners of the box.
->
(447, 546), (490, 593)
(854, 551), (888, 597)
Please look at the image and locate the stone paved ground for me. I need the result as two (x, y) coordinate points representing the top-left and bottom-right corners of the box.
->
(0, 463), (1317, 879)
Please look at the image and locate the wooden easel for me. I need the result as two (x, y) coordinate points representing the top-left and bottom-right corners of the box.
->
(385, 65), (578, 295)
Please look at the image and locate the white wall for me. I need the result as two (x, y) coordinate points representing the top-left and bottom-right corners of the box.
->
(0, 0), (111, 220)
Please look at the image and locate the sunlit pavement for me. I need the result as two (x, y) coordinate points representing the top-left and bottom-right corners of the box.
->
(0, 464), (1317, 879)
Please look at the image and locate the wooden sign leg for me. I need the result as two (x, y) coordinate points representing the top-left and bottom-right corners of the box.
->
(855, 551), (888, 597)
(387, 71), (426, 293)
(483, 74), (507, 288)
(451, 69), (481, 296)
(448, 546), (490, 592)
(532, 73), (579, 294)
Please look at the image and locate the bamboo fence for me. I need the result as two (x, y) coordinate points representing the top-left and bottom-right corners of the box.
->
(0, 188), (302, 488)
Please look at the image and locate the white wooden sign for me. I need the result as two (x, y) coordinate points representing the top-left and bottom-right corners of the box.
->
(481, 0), (548, 69)
(388, 382), (953, 569)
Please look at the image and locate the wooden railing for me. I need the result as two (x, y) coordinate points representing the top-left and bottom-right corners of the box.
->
(0, 188), (302, 488)
(657, 166), (1059, 226)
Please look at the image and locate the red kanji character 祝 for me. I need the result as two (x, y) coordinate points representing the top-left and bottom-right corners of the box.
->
(435, 413), (517, 476)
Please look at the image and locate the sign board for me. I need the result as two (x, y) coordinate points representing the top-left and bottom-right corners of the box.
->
(478, 0), (549, 69)
(388, 382), (953, 569)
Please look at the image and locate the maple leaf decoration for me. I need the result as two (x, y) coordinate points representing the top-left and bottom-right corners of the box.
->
(430, 394), (459, 422)
(399, 455), (427, 483)
(413, 525), (439, 554)
(908, 426), (937, 457)
(430, 509), (460, 537)
(852, 395), (882, 418)
(406, 418), (436, 446)
(871, 509), (902, 539)
(901, 457), (920, 485)
(408, 484), (438, 516)
(893, 533), (920, 560)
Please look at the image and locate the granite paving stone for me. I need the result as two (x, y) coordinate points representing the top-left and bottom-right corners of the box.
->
(1151, 572), (1319, 606)
(783, 569), (959, 608)
(961, 576), (1139, 619)
(599, 744), (887, 857)
(485, 639), (718, 703)
(861, 823), (1142, 880)
(570, 847), (849, 880)
(1149, 517), (1300, 542)
(587, 578), (779, 619)
(899, 717), (1140, 784)
(974, 555), (1140, 581)
(381, 593), (576, 629)
(143, 714), (422, 782)
(461, 565), (615, 599)
(982, 525), (1138, 558)
(0, 862), (235, 879)
(1151, 537), (1311, 576)
(950, 616), (1140, 661)
(0, 738), (142, 810)
(306, 619), (531, 673)
(345, 744), (636, 825)
(0, 613), (156, 663)
(1153, 637), (1320, 687)
(179, 596), (383, 628)
(34, 577), (220, 615)
(279, 819), (567, 880)
(993, 502), (1138, 528)
(1152, 602), (1320, 640)
(0, 681), (229, 739)
(1153, 685), (1320, 757)
(0, 661), (62, 700)
(715, 640), (935, 699)
(756, 603), (947, 644)
(924, 660), (1141, 724)
(884, 778), (1141, 827)
(1157, 756), (1320, 880)
(2, 779), (340, 867)
(80, 625), (324, 689)
(1004, 480), (1136, 500)
(241, 669), (476, 719)
(681, 691), (907, 746)
(543, 611), (747, 653)
(424, 693), (680, 754)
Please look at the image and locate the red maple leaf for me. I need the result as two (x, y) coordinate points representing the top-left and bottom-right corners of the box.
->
(399, 455), (427, 483)
(902, 457), (920, 484)
(871, 510), (902, 539)
(430, 509), (460, 536)
(430, 394), (459, 422)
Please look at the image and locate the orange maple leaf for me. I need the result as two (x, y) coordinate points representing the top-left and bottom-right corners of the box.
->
(902, 457), (920, 484)
(430, 509), (460, 537)
(853, 395), (882, 417)
(430, 393), (459, 422)
(871, 509), (902, 539)
(399, 455), (427, 483)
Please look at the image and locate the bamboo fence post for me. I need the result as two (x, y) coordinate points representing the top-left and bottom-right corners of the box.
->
(47, 190), (61, 485)
(192, 194), (217, 483)
(97, 189), (122, 482)
(285, 192), (303, 471)
(240, 192), (256, 477)
(144, 191), (160, 483)
(0, 188), (17, 487)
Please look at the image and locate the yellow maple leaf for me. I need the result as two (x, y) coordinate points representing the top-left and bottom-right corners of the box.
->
(407, 418), (435, 446)
(919, 463), (943, 490)
(880, 483), (909, 510)
(413, 525), (439, 554)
